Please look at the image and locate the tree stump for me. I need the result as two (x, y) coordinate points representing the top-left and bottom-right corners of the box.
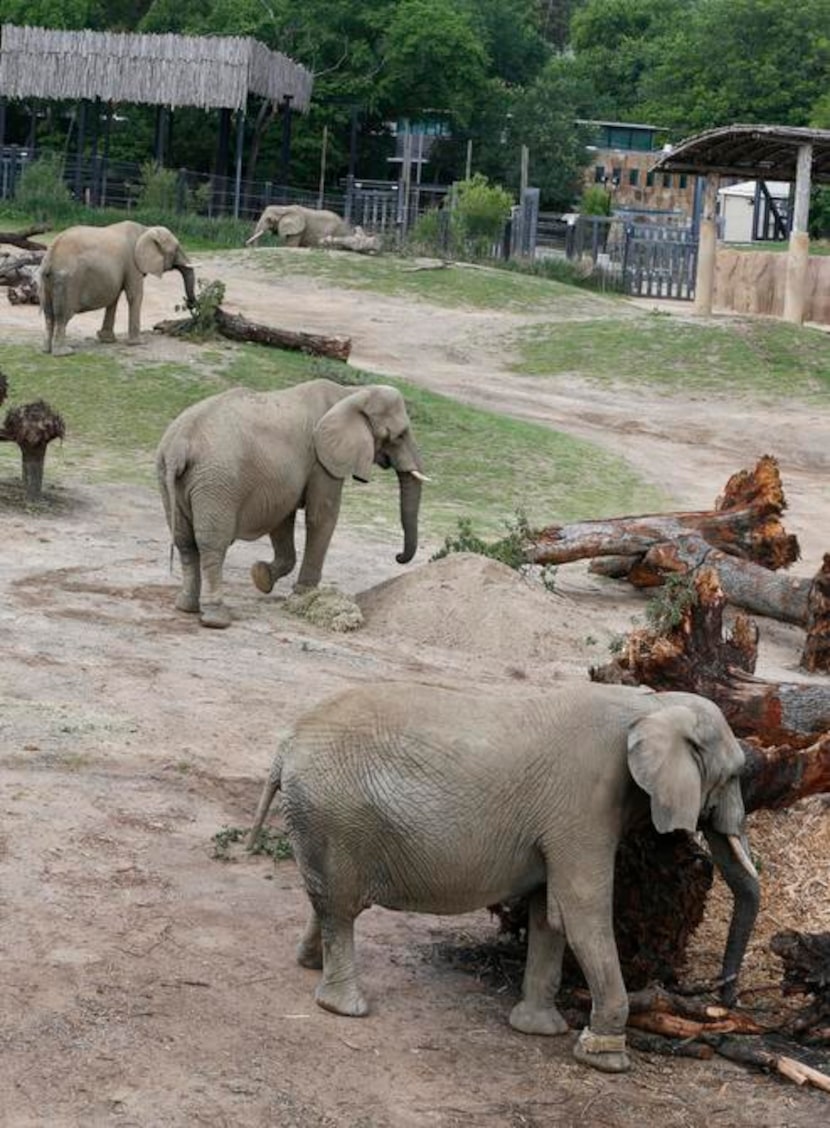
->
(1, 399), (66, 500)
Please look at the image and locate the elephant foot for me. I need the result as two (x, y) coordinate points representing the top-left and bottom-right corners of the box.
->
(251, 561), (275, 594)
(292, 580), (319, 596)
(199, 603), (232, 629)
(126, 336), (143, 347)
(314, 979), (369, 1018)
(508, 1000), (569, 1037)
(571, 1027), (631, 1073)
(51, 344), (73, 357)
(97, 329), (117, 343)
(175, 591), (200, 614)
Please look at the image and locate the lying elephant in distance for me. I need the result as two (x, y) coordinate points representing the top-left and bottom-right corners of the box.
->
(156, 379), (426, 628)
(39, 221), (195, 356)
(246, 204), (352, 247)
(248, 682), (760, 1074)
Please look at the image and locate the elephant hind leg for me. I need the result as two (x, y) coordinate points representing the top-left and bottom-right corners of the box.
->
(97, 300), (118, 342)
(509, 887), (569, 1037)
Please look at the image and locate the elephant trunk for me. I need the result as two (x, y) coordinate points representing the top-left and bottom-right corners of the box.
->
(395, 469), (422, 565)
(702, 826), (761, 1005)
(176, 263), (197, 308)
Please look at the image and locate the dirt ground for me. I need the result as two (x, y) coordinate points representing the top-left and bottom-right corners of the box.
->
(1, 251), (829, 1127)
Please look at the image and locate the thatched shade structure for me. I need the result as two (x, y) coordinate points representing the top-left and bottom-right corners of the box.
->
(0, 24), (313, 213)
(651, 125), (830, 324)
(0, 24), (312, 111)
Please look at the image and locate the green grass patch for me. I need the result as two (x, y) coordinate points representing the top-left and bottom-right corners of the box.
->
(515, 316), (830, 398)
(248, 247), (613, 314)
(0, 337), (666, 538)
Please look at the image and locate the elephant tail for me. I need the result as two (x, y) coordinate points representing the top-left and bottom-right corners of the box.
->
(246, 742), (286, 851)
(156, 438), (190, 549)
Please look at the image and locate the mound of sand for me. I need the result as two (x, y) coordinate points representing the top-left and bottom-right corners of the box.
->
(357, 552), (600, 672)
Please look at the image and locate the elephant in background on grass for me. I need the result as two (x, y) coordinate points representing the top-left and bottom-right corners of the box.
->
(246, 205), (352, 247)
(156, 379), (426, 628)
(39, 221), (195, 356)
(247, 682), (760, 1074)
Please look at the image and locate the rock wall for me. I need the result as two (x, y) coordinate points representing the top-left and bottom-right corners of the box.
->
(714, 247), (830, 324)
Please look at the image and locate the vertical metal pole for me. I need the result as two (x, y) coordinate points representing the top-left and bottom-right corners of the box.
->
(233, 108), (245, 219)
(279, 94), (293, 196)
(73, 100), (86, 201)
(318, 123), (328, 208)
(101, 103), (112, 207)
(783, 143), (813, 324)
(0, 98), (6, 150)
(465, 138), (472, 181)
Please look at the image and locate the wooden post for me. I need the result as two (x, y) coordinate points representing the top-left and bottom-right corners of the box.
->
(520, 145), (529, 198)
(465, 138), (472, 181)
(783, 143), (813, 325)
(279, 94), (294, 193)
(73, 100), (86, 201)
(318, 124), (328, 208)
(694, 172), (719, 315)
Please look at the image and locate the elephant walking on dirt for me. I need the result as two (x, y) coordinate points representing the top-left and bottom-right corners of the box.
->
(247, 682), (760, 1074)
(156, 379), (426, 628)
(39, 221), (195, 356)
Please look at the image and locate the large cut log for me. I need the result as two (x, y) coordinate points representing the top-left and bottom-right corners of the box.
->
(592, 568), (830, 743)
(526, 456), (799, 574)
(154, 307), (352, 361)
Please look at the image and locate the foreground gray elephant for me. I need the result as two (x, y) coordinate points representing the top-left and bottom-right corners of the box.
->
(156, 379), (425, 628)
(39, 221), (195, 356)
(248, 682), (760, 1074)
(246, 204), (352, 247)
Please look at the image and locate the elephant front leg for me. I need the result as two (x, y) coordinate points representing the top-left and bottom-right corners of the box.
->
(97, 300), (118, 343)
(125, 282), (144, 344)
(558, 884), (631, 1073)
(509, 888), (569, 1037)
(295, 475), (342, 593)
(314, 912), (369, 1018)
(251, 513), (297, 594)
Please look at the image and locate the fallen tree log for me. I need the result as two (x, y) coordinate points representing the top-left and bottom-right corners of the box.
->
(154, 307), (352, 361)
(770, 931), (830, 1042)
(592, 568), (830, 740)
(0, 224), (49, 251)
(0, 251), (44, 285)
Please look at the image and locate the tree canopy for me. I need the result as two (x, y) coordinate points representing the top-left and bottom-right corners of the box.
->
(0, 0), (828, 208)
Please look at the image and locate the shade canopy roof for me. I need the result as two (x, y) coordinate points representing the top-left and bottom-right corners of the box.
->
(0, 24), (313, 113)
(652, 124), (830, 184)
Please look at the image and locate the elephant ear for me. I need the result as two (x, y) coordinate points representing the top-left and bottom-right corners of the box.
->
(135, 226), (183, 277)
(278, 212), (306, 239)
(313, 396), (375, 482)
(627, 705), (703, 834)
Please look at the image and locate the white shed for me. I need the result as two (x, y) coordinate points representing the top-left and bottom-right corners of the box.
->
(718, 180), (790, 242)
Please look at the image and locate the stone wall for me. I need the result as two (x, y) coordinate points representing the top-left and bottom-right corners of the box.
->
(714, 248), (830, 325)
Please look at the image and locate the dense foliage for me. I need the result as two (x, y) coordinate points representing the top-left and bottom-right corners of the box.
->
(0, 0), (828, 210)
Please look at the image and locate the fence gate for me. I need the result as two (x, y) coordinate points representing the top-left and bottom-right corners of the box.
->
(622, 225), (698, 300)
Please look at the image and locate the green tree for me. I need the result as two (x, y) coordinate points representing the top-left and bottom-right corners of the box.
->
(0, 0), (104, 27)
(639, 0), (830, 132)
(380, 0), (490, 126)
(502, 55), (596, 208)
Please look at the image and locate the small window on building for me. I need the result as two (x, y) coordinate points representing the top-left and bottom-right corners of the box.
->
(679, 174), (688, 189)
(628, 168), (639, 187)
(594, 165), (605, 184)
(646, 170), (655, 187)
(662, 173), (672, 188)
(612, 167), (622, 187)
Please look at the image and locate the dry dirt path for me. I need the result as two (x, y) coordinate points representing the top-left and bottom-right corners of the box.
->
(1, 251), (829, 1126)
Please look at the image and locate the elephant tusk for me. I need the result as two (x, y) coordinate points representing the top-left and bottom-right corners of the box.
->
(245, 230), (266, 246)
(410, 470), (431, 483)
(727, 834), (758, 880)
